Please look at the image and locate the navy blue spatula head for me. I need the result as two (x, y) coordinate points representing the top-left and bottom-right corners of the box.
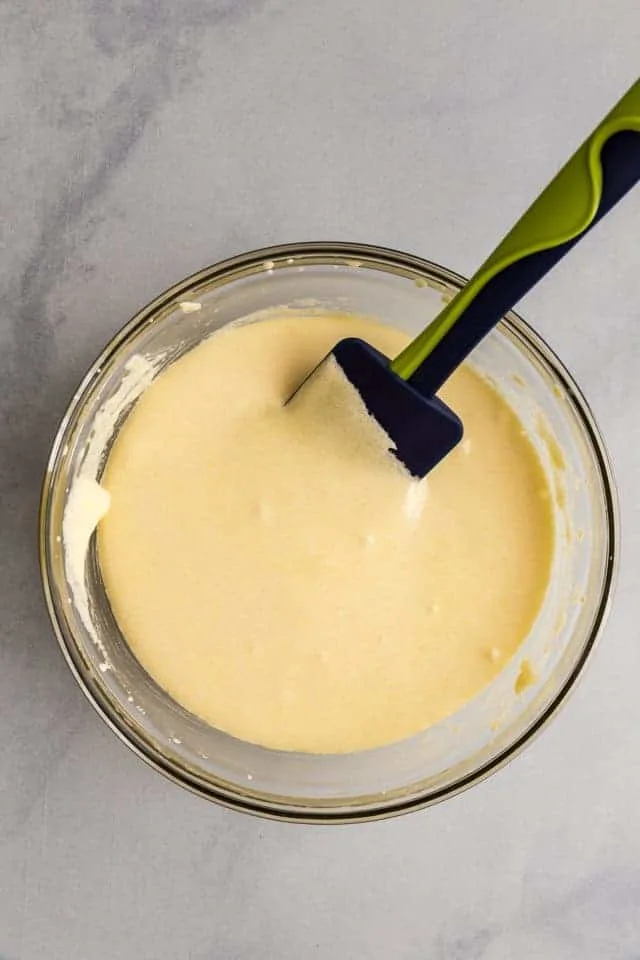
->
(322, 338), (463, 478)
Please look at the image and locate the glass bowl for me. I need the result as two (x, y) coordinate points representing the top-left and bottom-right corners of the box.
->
(39, 242), (619, 823)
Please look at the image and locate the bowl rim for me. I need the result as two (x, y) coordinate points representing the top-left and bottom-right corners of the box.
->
(39, 241), (620, 823)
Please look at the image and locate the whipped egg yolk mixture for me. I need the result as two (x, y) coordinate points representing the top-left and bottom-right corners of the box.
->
(98, 312), (553, 753)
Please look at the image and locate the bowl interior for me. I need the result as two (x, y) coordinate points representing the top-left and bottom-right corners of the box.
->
(40, 244), (617, 822)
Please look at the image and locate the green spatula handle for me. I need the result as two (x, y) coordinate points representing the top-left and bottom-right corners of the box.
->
(391, 77), (640, 382)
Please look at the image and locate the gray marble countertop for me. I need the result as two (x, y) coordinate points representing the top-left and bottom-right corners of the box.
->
(2, 2), (640, 958)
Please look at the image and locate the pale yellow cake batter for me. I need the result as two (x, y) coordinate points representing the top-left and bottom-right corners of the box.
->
(98, 312), (554, 753)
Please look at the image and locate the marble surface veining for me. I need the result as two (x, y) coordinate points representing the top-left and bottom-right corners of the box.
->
(1, 1), (640, 957)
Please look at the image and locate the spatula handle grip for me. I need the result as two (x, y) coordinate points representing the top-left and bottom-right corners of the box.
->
(391, 77), (640, 393)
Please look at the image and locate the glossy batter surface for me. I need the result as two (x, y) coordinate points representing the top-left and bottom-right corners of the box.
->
(98, 313), (553, 753)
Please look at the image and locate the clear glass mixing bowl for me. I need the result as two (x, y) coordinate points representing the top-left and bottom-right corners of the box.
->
(39, 242), (619, 822)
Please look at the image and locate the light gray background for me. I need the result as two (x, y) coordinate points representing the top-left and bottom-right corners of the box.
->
(2, 2), (639, 958)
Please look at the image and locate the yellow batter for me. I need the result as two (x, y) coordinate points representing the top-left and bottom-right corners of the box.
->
(98, 312), (553, 753)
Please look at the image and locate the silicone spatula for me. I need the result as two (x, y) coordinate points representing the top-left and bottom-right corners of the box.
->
(290, 77), (640, 478)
